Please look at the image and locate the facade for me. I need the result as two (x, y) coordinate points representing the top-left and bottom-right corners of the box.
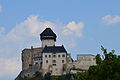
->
(17, 27), (96, 78)
(42, 46), (67, 75)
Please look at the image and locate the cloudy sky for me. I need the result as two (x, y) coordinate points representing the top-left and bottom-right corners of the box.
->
(0, 0), (120, 80)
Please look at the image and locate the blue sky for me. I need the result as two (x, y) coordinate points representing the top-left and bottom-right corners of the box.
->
(0, 0), (120, 80)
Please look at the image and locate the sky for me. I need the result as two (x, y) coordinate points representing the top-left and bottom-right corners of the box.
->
(0, 0), (120, 80)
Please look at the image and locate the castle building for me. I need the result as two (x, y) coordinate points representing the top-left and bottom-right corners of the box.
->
(42, 45), (67, 75)
(17, 27), (96, 78)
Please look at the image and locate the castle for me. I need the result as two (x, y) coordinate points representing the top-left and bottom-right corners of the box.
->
(17, 28), (96, 78)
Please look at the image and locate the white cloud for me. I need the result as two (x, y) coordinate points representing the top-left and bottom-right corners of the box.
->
(0, 5), (2, 12)
(0, 57), (21, 77)
(0, 27), (4, 33)
(0, 15), (55, 78)
(0, 15), (85, 78)
(102, 15), (120, 25)
(7, 15), (55, 41)
(62, 21), (84, 37)
(3, 15), (84, 48)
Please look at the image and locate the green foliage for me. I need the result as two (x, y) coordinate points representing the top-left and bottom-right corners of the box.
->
(51, 74), (75, 80)
(87, 46), (120, 80)
(96, 54), (102, 65)
(73, 46), (120, 80)
(74, 72), (88, 80)
(44, 72), (51, 80)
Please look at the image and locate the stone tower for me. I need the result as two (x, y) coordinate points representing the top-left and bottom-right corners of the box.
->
(40, 28), (57, 47)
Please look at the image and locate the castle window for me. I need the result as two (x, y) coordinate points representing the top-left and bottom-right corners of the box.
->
(29, 64), (32, 67)
(62, 54), (65, 57)
(53, 55), (56, 58)
(49, 55), (51, 58)
(46, 60), (48, 63)
(58, 55), (60, 58)
(53, 60), (56, 63)
(62, 60), (64, 63)
(45, 55), (47, 58)
(35, 62), (38, 65)
(53, 64), (56, 66)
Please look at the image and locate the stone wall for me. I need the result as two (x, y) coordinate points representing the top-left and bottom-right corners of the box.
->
(21, 47), (43, 70)
(77, 54), (96, 69)
(22, 49), (33, 70)
(66, 54), (96, 74)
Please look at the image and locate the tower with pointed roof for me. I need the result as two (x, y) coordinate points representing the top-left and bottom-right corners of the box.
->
(40, 28), (57, 47)
(40, 28), (68, 75)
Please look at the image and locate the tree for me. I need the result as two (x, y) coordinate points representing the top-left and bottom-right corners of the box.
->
(96, 54), (102, 65)
(44, 72), (51, 80)
(87, 46), (120, 80)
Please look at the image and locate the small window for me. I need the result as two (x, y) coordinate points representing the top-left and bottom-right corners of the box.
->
(62, 54), (65, 57)
(49, 55), (51, 58)
(41, 62), (42, 64)
(35, 62), (38, 64)
(53, 60), (56, 63)
(29, 64), (32, 67)
(62, 60), (64, 63)
(53, 55), (56, 58)
(53, 64), (56, 66)
(46, 60), (48, 63)
(58, 55), (60, 58)
(45, 55), (47, 58)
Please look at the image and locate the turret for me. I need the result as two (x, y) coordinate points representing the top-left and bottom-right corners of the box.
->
(40, 28), (57, 47)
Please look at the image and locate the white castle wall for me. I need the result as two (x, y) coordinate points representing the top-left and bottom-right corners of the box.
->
(42, 52), (67, 75)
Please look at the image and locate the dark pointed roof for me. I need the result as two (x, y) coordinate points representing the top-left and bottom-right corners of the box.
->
(40, 28), (57, 41)
(42, 45), (67, 53)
